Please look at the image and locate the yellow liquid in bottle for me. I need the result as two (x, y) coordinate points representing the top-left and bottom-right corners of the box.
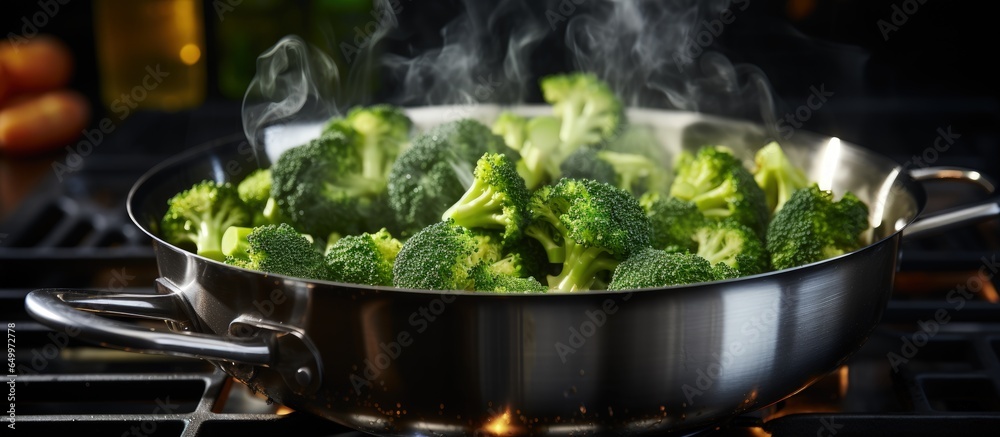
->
(94, 0), (206, 114)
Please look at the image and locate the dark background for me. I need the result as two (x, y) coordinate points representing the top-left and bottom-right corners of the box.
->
(1, 0), (998, 172)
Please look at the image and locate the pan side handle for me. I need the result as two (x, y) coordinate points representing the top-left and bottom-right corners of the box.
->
(24, 284), (273, 366)
(904, 167), (999, 238)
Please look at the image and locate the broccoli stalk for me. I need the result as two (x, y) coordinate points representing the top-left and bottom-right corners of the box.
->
(221, 226), (254, 258)
(160, 180), (253, 261)
(524, 221), (566, 264)
(524, 178), (651, 292)
(441, 153), (531, 242)
(548, 238), (623, 291)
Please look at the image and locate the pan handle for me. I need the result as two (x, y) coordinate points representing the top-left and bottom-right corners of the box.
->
(903, 166), (999, 238)
(24, 286), (273, 366)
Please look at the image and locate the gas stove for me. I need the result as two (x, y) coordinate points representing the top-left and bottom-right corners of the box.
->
(1, 105), (999, 437)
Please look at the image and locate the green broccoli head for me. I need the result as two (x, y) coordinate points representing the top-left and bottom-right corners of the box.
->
(491, 111), (529, 152)
(441, 152), (531, 243)
(766, 184), (870, 270)
(560, 148), (667, 198)
(270, 129), (388, 238)
(595, 150), (668, 197)
(161, 180), (253, 261)
(393, 220), (497, 290)
(324, 104), (413, 186)
(608, 248), (723, 290)
(492, 235), (556, 281)
(222, 223), (329, 281)
(640, 193), (705, 253)
(237, 168), (272, 212)
(694, 220), (769, 276)
(237, 169), (285, 226)
(541, 72), (623, 152)
(559, 147), (618, 186)
(324, 228), (402, 287)
(387, 119), (511, 236)
(525, 178), (652, 292)
(669, 146), (769, 238)
(515, 115), (563, 190)
(753, 141), (809, 215)
(509, 73), (624, 191)
(603, 124), (671, 197)
(471, 264), (548, 293)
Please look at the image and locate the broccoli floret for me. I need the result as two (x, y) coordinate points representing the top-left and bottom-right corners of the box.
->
(541, 72), (623, 153)
(604, 124), (672, 196)
(489, 236), (554, 281)
(608, 248), (727, 290)
(498, 73), (624, 190)
(752, 141), (809, 215)
(491, 111), (529, 153)
(160, 180), (253, 261)
(560, 148), (667, 197)
(693, 220), (769, 276)
(713, 262), (741, 281)
(597, 151), (667, 197)
(387, 119), (512, 236)
(324, 104), (413, 190)
(559, 147), (618, 185)
(221, 223), (329, 280)
(669, 146), (769, 238)
(494, 114), (564, 190)
(524, 178), (651, 292)
(766, 184), (870, 270)
(237, 168), (271, 212)
(270, 129), (388, 238)
(640, 193), (705, 253)
(472, 265), (548, 293)
(393, 220), (498, 290)
(324, 228), (402, 287)
(237, 169), (285, 226)
(441, 153), (531, 243)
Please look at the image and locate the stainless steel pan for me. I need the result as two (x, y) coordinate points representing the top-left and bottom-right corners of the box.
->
(25, 106), (999, 436)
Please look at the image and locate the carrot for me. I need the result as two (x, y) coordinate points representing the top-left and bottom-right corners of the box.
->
(0, 90), (90, 154)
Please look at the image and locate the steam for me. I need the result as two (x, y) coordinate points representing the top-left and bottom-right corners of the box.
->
(381, 0), (548, 106)
(241, 0), (790, 152)
(563, 0), (774, 123)
(242, 35), (341, 159)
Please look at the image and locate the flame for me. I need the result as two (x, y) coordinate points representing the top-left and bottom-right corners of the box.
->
(484, 409), (514, 435)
